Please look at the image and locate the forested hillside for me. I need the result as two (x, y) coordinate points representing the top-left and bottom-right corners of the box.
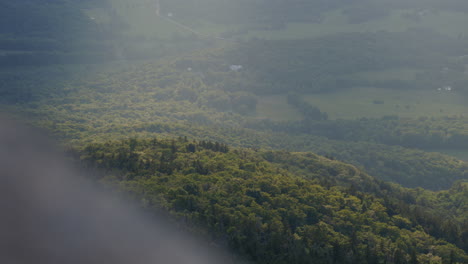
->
(76, 137), (468, 264)
(7, 54), (465, 190)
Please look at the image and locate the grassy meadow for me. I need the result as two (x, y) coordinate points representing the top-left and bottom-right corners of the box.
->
(256, 87), (468, 121)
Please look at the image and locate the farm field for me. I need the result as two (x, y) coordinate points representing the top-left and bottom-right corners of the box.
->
(242, 9), (468, 40)
(256, 87), (468, 120)
(304, 87), (468, 119)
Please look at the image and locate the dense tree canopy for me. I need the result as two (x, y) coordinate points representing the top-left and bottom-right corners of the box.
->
(76, 137), (468, 264)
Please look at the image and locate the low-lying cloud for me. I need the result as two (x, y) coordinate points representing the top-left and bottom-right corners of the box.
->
(0, 116), (238, 264)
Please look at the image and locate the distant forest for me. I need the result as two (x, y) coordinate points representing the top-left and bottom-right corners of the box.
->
(76, 137), (468, 264)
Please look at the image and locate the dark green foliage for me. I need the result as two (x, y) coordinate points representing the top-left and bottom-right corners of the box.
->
(77, 138), (468, 264)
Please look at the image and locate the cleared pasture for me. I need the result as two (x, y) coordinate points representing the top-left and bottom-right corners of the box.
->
(256, 87), (468, 120)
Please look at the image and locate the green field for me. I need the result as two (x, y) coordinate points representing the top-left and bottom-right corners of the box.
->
(231, 9), (468, 40)
(256, 87), (468, 120)
(305, 87), (468, 119)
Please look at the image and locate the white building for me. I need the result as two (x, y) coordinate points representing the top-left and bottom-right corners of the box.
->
(229, 65), (243, 71)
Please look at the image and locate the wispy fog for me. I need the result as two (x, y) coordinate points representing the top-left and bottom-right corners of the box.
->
(0, 116), (237, 264)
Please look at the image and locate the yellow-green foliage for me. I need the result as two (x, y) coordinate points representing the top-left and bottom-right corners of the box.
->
(78, 138), (468, 264)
